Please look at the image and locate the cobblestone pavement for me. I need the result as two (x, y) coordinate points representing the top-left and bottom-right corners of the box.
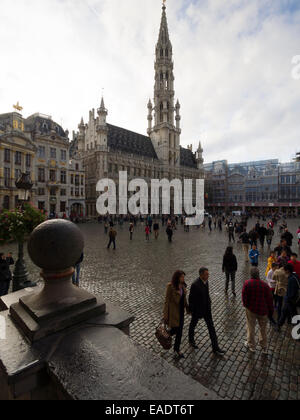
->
(1, 218), (300, 400)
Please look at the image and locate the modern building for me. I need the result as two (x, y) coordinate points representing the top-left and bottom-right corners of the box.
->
(70, 2), (204, 218)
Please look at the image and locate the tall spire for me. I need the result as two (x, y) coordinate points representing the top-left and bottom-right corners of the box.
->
(158, 1), (170, 47)
(148, 1), (181, 168)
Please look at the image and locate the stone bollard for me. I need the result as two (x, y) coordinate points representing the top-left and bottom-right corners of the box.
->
(10, 220), (106, 342)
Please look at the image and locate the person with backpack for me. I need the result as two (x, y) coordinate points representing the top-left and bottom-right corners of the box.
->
(222, 246), (238, 296)
(277, 264), (300, 331)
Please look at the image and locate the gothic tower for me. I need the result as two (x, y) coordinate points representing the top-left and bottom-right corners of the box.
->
(148, 2), (181, 171)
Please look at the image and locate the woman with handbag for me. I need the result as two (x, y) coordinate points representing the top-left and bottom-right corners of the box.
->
(163, 270), (189, 359)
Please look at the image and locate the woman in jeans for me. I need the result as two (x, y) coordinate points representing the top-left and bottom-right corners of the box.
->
(222, 246), (238, 296)
(163, 270), (189, 359)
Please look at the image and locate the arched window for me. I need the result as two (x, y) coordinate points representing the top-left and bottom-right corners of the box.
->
(160, 49), (163, 57)
(160, 103), (164, 123)
(165, 72), (169, 90)
(167, 102), (170, 122)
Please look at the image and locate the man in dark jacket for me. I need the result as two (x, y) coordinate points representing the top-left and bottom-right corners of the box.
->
(258, 225), (267, 248)
(0, 253), (14, 296)
(281, 229), (293, 247)
(240, 229), (250, 262)
(188, 267), (225, 355)
(107, 227), (117, 250)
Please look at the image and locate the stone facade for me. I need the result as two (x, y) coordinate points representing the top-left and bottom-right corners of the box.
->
(205, 158), (300, 214)
(70, 3), (204, 218)
(0, 112), (85, 217)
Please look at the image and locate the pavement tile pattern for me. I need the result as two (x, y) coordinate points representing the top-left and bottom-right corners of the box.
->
(2, 218), (300, 400)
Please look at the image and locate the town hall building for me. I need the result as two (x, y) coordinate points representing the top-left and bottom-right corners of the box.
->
(70, 2), (204, 217)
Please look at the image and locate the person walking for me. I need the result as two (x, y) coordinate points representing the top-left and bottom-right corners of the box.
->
(153, 222), (160, 239)
(163, 270), (190, 359)
(0, 253), (14, 296)
(222, 246), (238, 296)
(208, 215), (213, 232)
(129, 223), (134, 241)
(281, 228), (293, 248)
(249, 244), (260, 267)
(228, 222), (235, 243)
(107, 226), (117, 250)
(266, 226), (274, 248)
(273, 266), (289, 321)
(72, 252), (84, 287)
(218, 218), (222, 232)
(145, 225), (150, 241)
(242, 267), (274, 354)
(277, 264), (300, 331)
(104, 221), (109, 235)
(188, 267), (225, 356)
(240, 229), (250, 262)
(249, 228), (258, 247)
(258, 224), (267, 248)
(166, 225), (173, 243)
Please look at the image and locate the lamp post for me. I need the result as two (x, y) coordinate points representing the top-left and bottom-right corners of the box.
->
(12, 173), (36, 292)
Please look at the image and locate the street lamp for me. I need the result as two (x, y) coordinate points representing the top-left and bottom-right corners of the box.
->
(13, 173), (36, 292)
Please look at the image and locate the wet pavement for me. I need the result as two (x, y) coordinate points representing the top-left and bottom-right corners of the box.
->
(1, 217), (300, 400)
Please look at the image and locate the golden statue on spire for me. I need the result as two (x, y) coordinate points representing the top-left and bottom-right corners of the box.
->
(13, 102), (23, 112)
(163, 0), (166, 5)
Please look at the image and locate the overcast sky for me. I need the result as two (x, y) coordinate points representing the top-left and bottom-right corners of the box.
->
(0, 0), (299, 164)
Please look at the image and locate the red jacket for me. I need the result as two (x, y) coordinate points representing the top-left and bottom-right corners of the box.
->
(242, 278), (274, 316)
(288, 260), (300, 278)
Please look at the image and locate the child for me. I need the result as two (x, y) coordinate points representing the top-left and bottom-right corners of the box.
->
(265, 251), (276, 278)
(249, 244), (260, 267)
(145, 225), (150, 241)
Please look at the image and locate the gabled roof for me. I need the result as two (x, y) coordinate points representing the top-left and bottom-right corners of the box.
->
(107, 124), (158, 160)
(180, 147), (197, 169)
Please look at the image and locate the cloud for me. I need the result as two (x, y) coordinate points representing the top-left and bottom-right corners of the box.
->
(0, 0), (299, 164)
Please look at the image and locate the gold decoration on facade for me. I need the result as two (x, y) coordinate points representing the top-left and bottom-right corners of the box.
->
(13, 102), (23, 112)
